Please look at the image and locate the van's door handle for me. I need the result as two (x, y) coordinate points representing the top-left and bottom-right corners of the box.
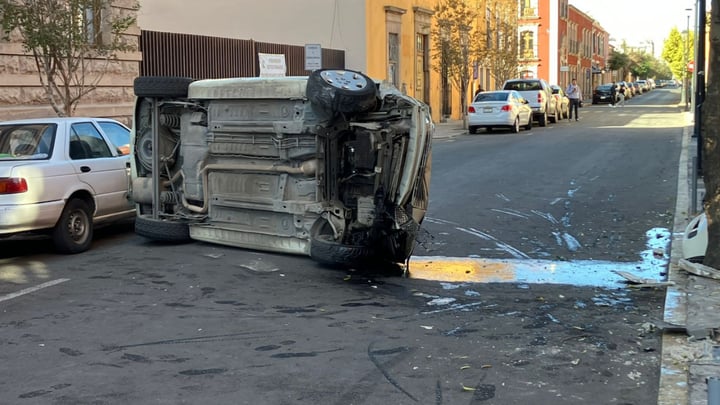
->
(80, 166), (91, 173)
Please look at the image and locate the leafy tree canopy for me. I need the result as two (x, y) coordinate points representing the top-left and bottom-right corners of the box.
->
(662, 27), (695, 80)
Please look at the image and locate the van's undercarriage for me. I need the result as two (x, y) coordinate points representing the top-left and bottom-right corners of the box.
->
(130, 70), (433, 267)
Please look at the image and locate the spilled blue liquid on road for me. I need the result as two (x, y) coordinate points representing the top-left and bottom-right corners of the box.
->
(409, 228), (671, 289)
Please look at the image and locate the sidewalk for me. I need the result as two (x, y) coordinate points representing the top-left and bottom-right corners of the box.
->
(659, 112), (719, 405)
(433, 119), (467, 139)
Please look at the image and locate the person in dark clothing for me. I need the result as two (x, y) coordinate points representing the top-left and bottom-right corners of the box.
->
(474, 86), (484, 99)
(617, 84), (626, 107)
(610, 82), (617, 107)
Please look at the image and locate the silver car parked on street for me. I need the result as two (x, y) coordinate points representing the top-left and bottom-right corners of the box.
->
(0, 117), (134, 253)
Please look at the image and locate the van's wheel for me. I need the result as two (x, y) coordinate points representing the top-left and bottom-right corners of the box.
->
(52, 198), (93, 254)
(310, 234), (374, 268)
(309, 220), (375, 267)
(134, 76), (194, 98)
(135, 214), (191, 242)
(306, 69), (378, 115)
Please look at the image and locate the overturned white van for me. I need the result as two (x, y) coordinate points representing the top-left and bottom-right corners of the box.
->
(129, 69), (433, 267)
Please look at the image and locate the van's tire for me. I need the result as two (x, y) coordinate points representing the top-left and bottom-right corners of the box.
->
(306, 69), (378, 115)
(52, 198), (93, 254)
(134, 76), (194, 98)
(135, 214), (191, 242)
(310, 234), (374, 268)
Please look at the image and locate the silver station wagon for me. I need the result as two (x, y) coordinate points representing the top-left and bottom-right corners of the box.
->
(0, 117), (135, 253)
(130, 69), (434, 267)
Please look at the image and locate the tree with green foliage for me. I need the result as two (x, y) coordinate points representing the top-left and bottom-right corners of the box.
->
(628, 51), (653, 79)
(662, 27), (695, 81)
(483, 0), (519, 86)
(608, 50), (630, 80)
(432, 0), (481, 127)
(701, 0), (720, 268)
(0, 0), (139, 117)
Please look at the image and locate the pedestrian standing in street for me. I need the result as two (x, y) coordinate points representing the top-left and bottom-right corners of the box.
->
(474, 86), (484, 99)
(617, 84), (626, 107)
(610, 82), (617, 107)
(566, 78), (582, 121)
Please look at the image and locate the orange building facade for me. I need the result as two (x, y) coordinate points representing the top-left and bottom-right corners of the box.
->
(517, 0), (611, 98)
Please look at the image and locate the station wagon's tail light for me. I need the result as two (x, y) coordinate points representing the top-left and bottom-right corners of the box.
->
(537, 92), (543, 103)
(0, 178), (28, 194)
(468, 106), (476, 113)
(500, 105), (512, 112)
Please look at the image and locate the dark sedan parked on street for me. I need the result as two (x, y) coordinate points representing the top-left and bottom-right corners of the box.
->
(592, 84), (616, 105)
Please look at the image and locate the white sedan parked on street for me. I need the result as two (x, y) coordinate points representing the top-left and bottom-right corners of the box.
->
(468, 90), (533, 134)
(0, 117), (135, 253)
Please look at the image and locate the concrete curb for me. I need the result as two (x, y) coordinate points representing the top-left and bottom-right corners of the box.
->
(658, 112), (694, 405)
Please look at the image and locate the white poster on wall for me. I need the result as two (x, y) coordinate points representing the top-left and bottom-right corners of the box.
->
(258, 53), (286, 77)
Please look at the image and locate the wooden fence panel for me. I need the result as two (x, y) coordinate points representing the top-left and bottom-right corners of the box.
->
(140, 30), (345, 79)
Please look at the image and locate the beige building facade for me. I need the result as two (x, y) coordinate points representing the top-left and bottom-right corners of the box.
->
(0, 0), (141, 123)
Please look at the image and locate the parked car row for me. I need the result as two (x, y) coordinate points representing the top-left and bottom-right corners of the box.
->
(591, 79), (658, 105)
(468, 78), (571, 134)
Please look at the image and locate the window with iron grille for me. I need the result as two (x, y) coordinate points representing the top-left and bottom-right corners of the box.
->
(388, 33), (399, 87)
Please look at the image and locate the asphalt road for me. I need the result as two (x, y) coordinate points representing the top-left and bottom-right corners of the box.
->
(0, 87), (684, 405)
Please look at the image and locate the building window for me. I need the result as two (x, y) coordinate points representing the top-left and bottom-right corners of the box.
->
(520, 30), (534, 59)
(384, 6), (405, 89)
(388, 33), (399, 87)
(413, 6), (432, 102)
(83, 0), (104, 46)
(519, 0), (537, 17)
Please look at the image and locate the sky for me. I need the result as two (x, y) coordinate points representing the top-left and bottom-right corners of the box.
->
(569, 0), (701, 58)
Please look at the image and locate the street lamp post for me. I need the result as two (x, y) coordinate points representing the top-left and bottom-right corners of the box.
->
(685, 8), (692, 111)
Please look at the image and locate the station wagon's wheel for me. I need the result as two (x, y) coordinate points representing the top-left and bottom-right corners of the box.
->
(469, 126), (478, 134)
(52, 198), (93, 254)
(511, 117), (520, 133)
(306, 69), (378, 115)
(133, 76), (194, 98)
(135, 214), (191, 243)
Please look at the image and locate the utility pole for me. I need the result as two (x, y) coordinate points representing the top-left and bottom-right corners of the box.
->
(695, 0), (706, 173)
(685, 9), (692, 111)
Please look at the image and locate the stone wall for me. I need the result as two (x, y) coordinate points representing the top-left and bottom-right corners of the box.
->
(0, 1), (141, 125)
